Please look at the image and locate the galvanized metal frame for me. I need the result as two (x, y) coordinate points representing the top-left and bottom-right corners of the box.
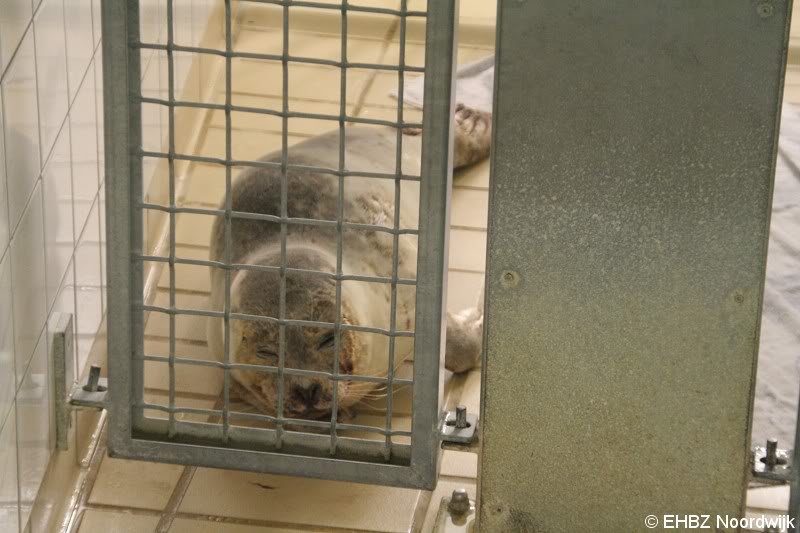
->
(104, 0), (457, 488)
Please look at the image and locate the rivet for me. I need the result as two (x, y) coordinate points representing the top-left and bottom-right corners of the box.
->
(500, 270), (520, 288)
(757, 2), (774, 18)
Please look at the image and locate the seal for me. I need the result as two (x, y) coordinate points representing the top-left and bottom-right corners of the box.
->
(207, 104), (491, 420)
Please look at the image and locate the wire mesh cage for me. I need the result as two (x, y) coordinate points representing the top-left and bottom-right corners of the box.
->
(104, 0), (457, 488)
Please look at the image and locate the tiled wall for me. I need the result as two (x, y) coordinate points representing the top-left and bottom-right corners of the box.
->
(0, 1), (217, 531)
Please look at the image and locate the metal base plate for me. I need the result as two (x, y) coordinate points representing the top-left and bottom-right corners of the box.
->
(753, 445), (792, 483)
(441, 411), (478, 444)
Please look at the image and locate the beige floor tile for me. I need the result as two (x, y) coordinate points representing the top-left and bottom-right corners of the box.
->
(340, 413), (412, 444)
(200, 125), (306, 162)
(142, 391), (219, 424)
(78, 509), (160, 533)
(174, 212), (216, 249)
(146, 291), (209, 342)
(747, 485), (789, 511)
(447, 270), (484, 314)
(179, 468), (422, 532)
(181, 164), (227, 207)
(88, 455), (185, 510)
(143, 339), (221, 397)
(419, 479), (477, 533)
(355, 104), (423, 126)
(458, 0), (498, 22)
(406, 0), (496, 25)
(440, 450), (478, 480)
(244, 24), (390, 63)
(156, 248), (214, 294)
(226, 57), (373, 106)
(356, 382), (413, 416)
(448, 229), (486, 272)
(450, 188), (488, 230)
(451, 368), (481, 415)
(454, 158), (490, 190)
(239, 3), (400, 40)
(170, 518), (320, 533)
(211, 94), (344, 135)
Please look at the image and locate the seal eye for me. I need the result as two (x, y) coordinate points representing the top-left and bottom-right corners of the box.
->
(256, 347), (277, 360)
(318, 333), (335, 350)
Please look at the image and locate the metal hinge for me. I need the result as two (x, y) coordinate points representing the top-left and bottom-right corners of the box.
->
(751, 438), (792, 484)
(53, 314), (108, 450)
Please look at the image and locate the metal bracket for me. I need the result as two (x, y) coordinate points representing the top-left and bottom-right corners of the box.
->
(752, 439), (792, 484)
(432, 489), (476, 532)
(441, 405), (479, 445)
(70, 366), (108, 409)
(53, 313), (108, 450)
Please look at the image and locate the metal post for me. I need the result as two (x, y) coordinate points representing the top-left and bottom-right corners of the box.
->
(103, 0), (142, 455)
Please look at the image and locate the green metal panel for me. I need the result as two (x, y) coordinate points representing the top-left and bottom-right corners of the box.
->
(479, 1), (791, 530)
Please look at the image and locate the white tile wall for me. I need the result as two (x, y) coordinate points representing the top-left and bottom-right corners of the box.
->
(0, 0), (33, 76)
(0, 408), (19, 533)
(2, 30), (40, 232)
(34, 0), (69, 163)
(16, 332), (50, 529)
(0, 1), (217, 529)
(0, 0), (104, 530)
(42, 123), (74, 309)
(11, 182), (46, 386)
(0, 254), (14, 429)
(64, 0), (94, 102)
(0, 105), (8, 251)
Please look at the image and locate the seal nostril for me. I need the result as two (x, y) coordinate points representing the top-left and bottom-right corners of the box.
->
(308, 382), (322, 405)
(293, 383), (323, 407)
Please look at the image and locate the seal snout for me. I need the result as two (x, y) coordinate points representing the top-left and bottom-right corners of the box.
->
(291, 382), (323, 409)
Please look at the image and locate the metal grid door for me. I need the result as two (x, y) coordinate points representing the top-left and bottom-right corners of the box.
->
(103, 0), (457, 489)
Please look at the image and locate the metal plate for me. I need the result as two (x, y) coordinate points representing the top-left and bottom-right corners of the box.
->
(480, 0), (791, 529)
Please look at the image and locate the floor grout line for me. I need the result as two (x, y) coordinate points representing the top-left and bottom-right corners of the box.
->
(350, 20), (401, 119)
(79, 503), (164, 517)
(170, 511), (383, 532)
(64, 423), (109, 533)
(154, 466), (197, 533)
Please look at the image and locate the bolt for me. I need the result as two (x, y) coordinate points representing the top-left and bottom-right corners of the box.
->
(83, 366), (102, 392)
(455, 405), (468, 429)
(765, 438), (778, 470)
(448, 488), (471, 516)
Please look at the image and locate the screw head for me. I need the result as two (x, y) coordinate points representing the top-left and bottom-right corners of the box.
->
(757, 2), (774, 18)
(448, 488), (471, 515)
(500, 270), (520, 288)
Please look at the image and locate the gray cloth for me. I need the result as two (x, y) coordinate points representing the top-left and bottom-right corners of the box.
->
(393, 56), (800, 445)
(391, 55), (495, 112)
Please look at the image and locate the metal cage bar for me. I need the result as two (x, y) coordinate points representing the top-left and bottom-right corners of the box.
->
(104, 0), (457, 489)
